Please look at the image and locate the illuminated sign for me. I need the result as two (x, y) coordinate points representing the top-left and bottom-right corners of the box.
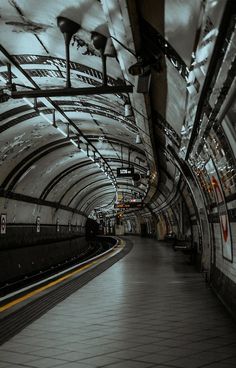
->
(130, 198), (142, 203)
(114, 201), (143, 209)
(117, 167), (134, 177)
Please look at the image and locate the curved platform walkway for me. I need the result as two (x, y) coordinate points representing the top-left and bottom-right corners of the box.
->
(1, 236), (236, 368)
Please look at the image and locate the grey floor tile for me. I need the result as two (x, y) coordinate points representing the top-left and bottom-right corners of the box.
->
(149, 366), (183, 368)
(197, 350), (235, 361)
(0, 366), (31, 368)
(137, 353), (176, 364)
(131, 344), (170, 354)
(29, 347), (71, 358)
(52, 363), (94, 368)
(19, 329), (43, 337)
(55, 351), (93, 361)
(204, 364), (236, 368)
(76, 345), (120, 356)
(155, 340), (189, 348)
(220, 356), (236, 364)
(105, 349), (148, 360)
(22, 357), (71, 367)
(161, 347), (194, 358)
(102, 361), (153, 368)
(79, 355), (122, 366)
(0, 342), (44, 354)
(0, 351), (38, 364)
(177, 341), (222, 353)
(80, 337), (113, 346)
(168, 353), (235, 368)
(54, 342), (95, 352)
(9, 337), (57, 348)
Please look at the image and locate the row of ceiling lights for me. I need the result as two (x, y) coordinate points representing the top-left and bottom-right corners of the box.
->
(23, 96), (117, 190)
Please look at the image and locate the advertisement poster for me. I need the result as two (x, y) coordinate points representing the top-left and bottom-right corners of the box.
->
(205, 158), (233, 262)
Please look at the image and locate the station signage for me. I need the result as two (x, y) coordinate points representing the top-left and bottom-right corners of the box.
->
(116, 167), (134, 178)
(56, 218), (60, 232)
(114, 201), (143, 209)
(0, 214), (6, 234)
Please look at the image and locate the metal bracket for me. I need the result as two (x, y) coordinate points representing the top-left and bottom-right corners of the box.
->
(11, 84), (133, 98)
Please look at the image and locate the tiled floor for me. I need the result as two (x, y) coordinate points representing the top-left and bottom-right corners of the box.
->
(1, 236), (236, 367)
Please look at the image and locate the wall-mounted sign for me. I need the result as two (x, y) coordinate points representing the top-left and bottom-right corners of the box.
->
(117, 167), (134, 178)
(114, 202), (143, 209)
(56, 218), (60, 232)
(36, 216), (40, 233)
(130, 198), (142, 203)
(0, 214), (6, 234)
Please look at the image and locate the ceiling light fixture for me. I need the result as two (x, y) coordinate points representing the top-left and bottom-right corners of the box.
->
(91, 31), (108, 86)
(124, 101), (133, 117)
(135, 134), (141, 144)
(57, 16), (80, 88)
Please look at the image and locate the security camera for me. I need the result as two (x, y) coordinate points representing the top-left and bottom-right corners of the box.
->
(128, 58), (151, 93)
(128, 60), (143, 76)
(129, 53), (162, 76)
(128, 58), (150, 76)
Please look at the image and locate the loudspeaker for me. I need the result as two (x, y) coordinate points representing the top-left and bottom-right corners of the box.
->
(135, 134), (141, 144)
(135, 73), (151, 93)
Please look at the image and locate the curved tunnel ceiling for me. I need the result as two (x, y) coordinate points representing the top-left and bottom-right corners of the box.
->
(0, 0), (233, 221)
(0, 0), (157, 219)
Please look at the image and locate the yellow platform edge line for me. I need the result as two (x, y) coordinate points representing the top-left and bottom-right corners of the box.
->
(0, 239), (125, 313)
(0, 261), (95, 313)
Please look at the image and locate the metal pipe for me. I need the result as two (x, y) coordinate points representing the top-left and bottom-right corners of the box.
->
(11, 85), (133, 98)
(64, 33), (71, 88)
(101, 54), (107, 86)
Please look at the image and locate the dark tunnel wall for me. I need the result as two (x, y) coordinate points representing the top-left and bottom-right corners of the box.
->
(0, 235), (88, 286)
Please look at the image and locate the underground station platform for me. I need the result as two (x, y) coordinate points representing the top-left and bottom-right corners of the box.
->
(0, 1), (236, 368)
